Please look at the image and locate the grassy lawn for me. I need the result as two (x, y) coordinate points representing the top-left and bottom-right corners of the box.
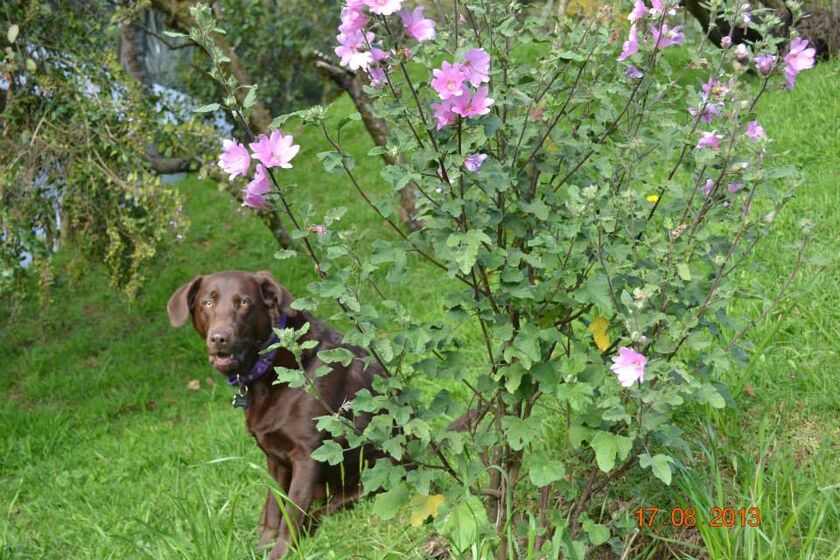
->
(1, 56), (838, 560)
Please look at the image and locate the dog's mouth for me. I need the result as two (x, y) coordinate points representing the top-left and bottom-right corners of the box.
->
(209, 351), (241, 373)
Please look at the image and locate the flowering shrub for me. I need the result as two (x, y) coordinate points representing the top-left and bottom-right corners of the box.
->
(191, 0), (814, 554)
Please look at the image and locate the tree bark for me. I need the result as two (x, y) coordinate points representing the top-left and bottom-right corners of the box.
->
(119, 20), (146, 83)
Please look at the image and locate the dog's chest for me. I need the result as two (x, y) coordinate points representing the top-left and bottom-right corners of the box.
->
(245, 384), (317, 460)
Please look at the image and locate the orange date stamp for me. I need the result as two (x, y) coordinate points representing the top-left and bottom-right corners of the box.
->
(636, 506), (762, 528)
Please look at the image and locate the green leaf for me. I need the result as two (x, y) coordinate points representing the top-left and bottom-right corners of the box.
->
(580, 273), (614, 313)
(311, 440), (344, 465)
(589, 431), (633, 473)
(317, 150), (343, 173)
(697, 383), (726, 408)
(7, 24), (19, 44)
(500, 362), (526, 393)
(501, 416), (537, 451)
(372, 482), (410, 521)
(382, 435), (406, 461)
(163, 30), (188, 39)
(242, 85), (257, 109)
(582, 519), (610, 546)
(437, 495), (486, 552)
(677, 262), (691, 281)
(193, 103), (220, 113)
(274, 249), (297, 260)
(639, 453), (674, 485)
(318, 347), (354, 367)
(273, 366), (305, 388)
(526, 450), (566, 487)
(453, 230), (492, 275)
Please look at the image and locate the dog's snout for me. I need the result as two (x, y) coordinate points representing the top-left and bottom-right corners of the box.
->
(209, 330), (231, 349)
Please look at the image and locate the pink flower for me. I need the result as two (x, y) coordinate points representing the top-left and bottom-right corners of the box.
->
(431, 61), (468, 100)
(741, 3), (752, 27)
(628, 0), (646, 22)
(625, 65), (644, 80)
(364, 0), (402, 16)
(701, 78), (729, 100)
(371, 47), (389, 62)
(702, 178), (715, 196)
(218, 139), (251, 180)
(367, 65), (388, 88)
(462, 48), (490, 87)
(431, 98), (457, 129)
(754, 53), (776, 75)
(651, 23), (684, 50)
(746, 120), (766, 141)
(610, 347), (646, 387)
(335, 30), (376, 70)
(401, 6), (436, 42)
(249, 130), (300, 169)
(464, 153), (487, 172)
(784, 37), (815, 89)
(242, 164), (271, 209)
(720, 36), (732, 48)
(309, 224), (327, 235)
(649, 0), (677, 17)
(617, 24), (639, 61)
(689, 102), (722, 123)
(339, 6), (368, 34)
(727, 182), (745, 193)
(451, 86), (494, 118)
(242, 191), (267, 209)
(734, 44), (749, 60)
(697, 131), (722, 150)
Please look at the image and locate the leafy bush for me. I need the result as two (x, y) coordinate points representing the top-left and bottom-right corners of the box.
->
(0, 3), (207, 299)
(192, 0), (814, 555)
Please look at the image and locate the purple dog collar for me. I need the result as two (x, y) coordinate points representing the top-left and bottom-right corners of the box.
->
(227, 313), (288, 388)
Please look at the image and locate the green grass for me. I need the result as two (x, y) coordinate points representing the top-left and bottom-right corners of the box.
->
(1, 59), (839, 559)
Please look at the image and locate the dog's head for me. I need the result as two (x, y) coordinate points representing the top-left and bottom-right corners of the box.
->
(167, 270), (297, 375)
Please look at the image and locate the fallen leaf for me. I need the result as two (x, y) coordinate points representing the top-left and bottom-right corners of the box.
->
(743, 383), (755, 398)
(186, 379), (201, 391)
(588, 316), (610, 351)
(205, 376), (216, 387)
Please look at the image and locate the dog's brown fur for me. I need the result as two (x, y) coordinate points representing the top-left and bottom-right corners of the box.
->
(168, 270), (381, 558)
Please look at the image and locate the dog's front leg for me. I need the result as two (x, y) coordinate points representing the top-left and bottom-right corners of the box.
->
(269, 453), (318, 560)
(259, 458), (289, 547)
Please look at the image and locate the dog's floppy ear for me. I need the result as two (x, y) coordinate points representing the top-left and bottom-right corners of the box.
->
(254, 270), (298, 318)
(167, 275), (203, 327)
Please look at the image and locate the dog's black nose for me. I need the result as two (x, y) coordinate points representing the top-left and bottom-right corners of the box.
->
(209, 330), (230, 348)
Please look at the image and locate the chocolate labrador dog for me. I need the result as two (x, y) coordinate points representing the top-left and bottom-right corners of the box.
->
(167, 270), (381, 558)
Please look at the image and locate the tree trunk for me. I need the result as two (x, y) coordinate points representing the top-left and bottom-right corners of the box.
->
(119, 20), (146, 83)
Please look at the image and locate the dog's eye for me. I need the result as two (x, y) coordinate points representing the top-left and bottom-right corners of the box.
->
(239, 299), (250, 307)
(203, 300), (214, 308)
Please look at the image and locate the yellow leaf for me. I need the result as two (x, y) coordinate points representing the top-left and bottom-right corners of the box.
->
(646, 194), (659, 203)
(588, 316), (610, 351)
(409, 494), (445, 527)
